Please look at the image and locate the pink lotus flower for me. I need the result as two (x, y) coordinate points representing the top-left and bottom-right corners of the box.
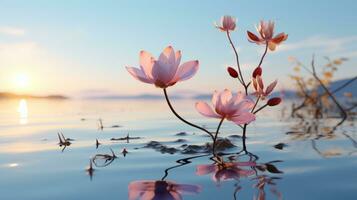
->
(128, 180), (201, 200)
(196, 161), (256, 183)
(126, 46), (199, 88)
(195, 89), (256, 125)
(252, 76), (277, 99)
(215, 15), (236, 32)
(247, 20), (288, 51)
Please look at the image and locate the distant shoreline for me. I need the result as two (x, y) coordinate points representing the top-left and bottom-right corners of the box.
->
(0, 92), (68, 100)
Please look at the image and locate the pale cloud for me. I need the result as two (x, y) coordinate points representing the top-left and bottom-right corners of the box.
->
(277, 35), (357, 53)
(0, 26), (25, 36)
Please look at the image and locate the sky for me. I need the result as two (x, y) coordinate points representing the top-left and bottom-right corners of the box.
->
(0, 0), (356, 97)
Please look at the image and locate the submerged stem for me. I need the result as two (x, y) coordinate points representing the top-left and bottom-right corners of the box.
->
(163, 88), (214, 140)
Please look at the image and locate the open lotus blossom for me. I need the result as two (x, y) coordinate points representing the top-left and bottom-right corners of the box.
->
(215, 15), (236, 32)
(196, 161), (256, 183)
(195, 89), (256, 125)
(126, 46), (199, 88)
(252, 75), (277, 99)
(247, 20), (288, 51)
(128, 180), (201, 200)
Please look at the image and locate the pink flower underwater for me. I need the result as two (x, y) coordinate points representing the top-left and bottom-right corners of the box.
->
(252, 76), (277, 99)
(126, 46), (199, 88)
(215, 15), (236, 32)
(247, 20), (288, 51)
(196, 161), (256, 183)
(195, 89), (256, 125)
(128, 180), (201, 200)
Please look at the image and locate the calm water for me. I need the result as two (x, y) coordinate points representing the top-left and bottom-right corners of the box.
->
(0, 98), (356, 200)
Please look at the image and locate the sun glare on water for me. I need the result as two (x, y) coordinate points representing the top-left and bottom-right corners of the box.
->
(17, 99), (28, 125)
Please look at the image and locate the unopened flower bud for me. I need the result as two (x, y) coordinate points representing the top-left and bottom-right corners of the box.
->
(252, 67), (262, 78)
(227, 67), (238, 78)
(267, 97), (282, 106)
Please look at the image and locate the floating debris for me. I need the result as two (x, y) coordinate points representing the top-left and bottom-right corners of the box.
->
(110, 133), (141, 143)
(122, 148), (128, 157)
(274, 143), (288, 150)
(144, 141), (178, 154)
(86, 159), (95, 180)
(98, 118), (104, 130)
(96, 139), (101, 149)
(92, 148), (117, 167)
(144, 138), (236, 155)
(57, 132), (72, 152)
(175, 132), (188, 136)
(173, 139), (187, 143)
(228, 135), (243, 139)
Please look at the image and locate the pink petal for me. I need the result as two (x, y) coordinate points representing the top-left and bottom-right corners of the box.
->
(175, 50), (182, 68)
(211, 90), (219, 108)
(159, 46), (175, 63)
(126, 67), (154, 84)
(257, 76), (264, 90)
(139, 51), (155, 79)
(233, 161), (256, 167)
(265, 80), (277, 95)
(195, 102), (220, 118)
(219, 89), (233, 106)
(229, 112), (256, 125)
(196, 164), (217, 176)
(172, 60), (199, 82)
(153, 46), (179, 84)
(175, 184), (202, 195)
(233, 98), (255, 114)
(233, 92), (245, 105)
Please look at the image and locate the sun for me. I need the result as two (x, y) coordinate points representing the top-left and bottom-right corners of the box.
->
(13, 73), (30, 91)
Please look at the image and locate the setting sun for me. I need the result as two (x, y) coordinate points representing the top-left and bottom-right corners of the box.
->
(13, 73), (30, 90)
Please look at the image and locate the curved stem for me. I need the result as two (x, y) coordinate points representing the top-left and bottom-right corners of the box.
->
(251, 96), (261, 113)
(163, 88), (214, 140)
(257, 42), (268, 68)
(226, 31), (248, 95)
(212, 118), (225, 155)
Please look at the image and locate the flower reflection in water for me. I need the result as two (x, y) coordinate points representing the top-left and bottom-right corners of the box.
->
(253, 175), (282, 200)
(196, 156), (256, 183)
(128, 180), (201, 200)
(128, 154), (204, 200)
(17, 99), (28, 125)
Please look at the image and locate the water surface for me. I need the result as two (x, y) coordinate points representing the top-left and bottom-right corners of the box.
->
(0, 98), (356, 200)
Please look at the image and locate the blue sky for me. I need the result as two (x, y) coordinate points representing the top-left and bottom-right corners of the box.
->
(0, 0), (356, 96)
